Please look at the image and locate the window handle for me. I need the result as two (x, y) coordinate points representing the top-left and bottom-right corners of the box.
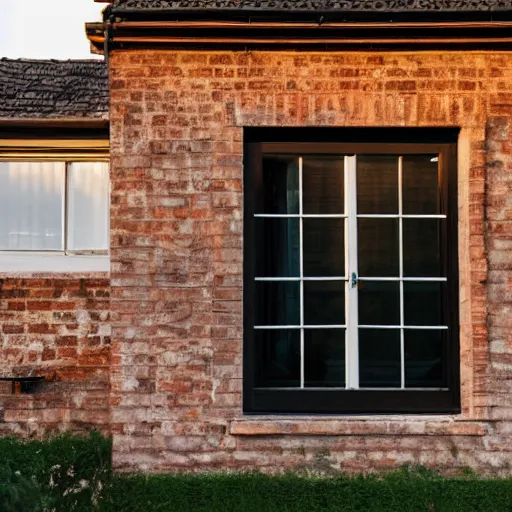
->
(351, 272), (358, 288)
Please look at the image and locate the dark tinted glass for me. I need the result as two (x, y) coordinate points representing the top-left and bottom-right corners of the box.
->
(358, 281), (400, 326)
(260, 156), (299, 214)
(255, 330), (300, 388)
(357, 156), (399, 214)
(303, 157), (344, 214)
(359, 329), (401, 388)
(404, 282), (443, 326)
(405, 330), (446, 388)
(255, 281), (300, 326)
(358, 219), (399, 277)
(403, 155), (439, 215)
(403, 219), (442, 277)
(255, 218), (300, 277)
(304, 329), (345, 387)
(303, 219), (344, 277)
(304, 281), (345, 326)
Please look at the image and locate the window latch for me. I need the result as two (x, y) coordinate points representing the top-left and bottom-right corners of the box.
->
(351, 272), (358, 288)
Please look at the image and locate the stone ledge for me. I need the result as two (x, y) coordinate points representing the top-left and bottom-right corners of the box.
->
(230, 419), (488, 437)
(0, 271), (110, 279)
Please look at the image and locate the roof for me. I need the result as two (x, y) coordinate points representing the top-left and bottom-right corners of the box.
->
(0, 59), (108, 120)
(110, 0), (512, 12)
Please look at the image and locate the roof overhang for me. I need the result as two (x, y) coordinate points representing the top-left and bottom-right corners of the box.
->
(0, 119), (110, 160)
(0, 118), (109, 141)
(87, 4), (512, 52)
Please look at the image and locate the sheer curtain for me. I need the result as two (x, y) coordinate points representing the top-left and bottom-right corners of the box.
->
(67, 162), (109, 251)
(0, 162), (64, 250)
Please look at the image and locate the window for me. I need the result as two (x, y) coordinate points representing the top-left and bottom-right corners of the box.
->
(0, 161), (109, 253)
(244, 129), (459, 414)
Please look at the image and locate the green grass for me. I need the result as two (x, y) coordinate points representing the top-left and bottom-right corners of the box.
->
(105, 469), (512, 512)
(1, 433), (512, 512)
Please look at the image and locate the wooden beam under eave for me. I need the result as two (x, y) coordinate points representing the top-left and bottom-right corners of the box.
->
(111, 35), (512, 45)
(87, 33), (512, 51)
(0, 139), (109, 149)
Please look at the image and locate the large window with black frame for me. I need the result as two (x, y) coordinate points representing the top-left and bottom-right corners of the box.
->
(244, 133), (459, 414)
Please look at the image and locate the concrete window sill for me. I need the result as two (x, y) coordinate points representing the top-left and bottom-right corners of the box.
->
(230, 418), (488, 437)
(0, 252), (109, 273)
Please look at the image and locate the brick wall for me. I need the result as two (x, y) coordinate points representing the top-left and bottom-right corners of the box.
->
(107, 50), (512, 474)
(0, 277), (110, 436)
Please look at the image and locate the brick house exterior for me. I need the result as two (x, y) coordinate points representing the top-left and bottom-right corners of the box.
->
(2, 0), (512, 474)
(0, 59), (111, 436)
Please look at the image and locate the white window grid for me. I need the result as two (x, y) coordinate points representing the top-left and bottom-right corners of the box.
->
(254, 155), (448, 391)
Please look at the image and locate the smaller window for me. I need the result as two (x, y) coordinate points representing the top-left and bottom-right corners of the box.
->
(0, 161), (109, 254)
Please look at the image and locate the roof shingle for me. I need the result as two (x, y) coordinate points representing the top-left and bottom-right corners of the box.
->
(0, 59), (108, 120)
(111, 0), (512, 12)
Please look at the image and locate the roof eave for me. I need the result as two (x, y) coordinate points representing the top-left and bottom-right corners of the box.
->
(0, 118), (109, 129)
(87, 17), (512, 54)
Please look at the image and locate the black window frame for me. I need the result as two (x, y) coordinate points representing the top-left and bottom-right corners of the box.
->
(243, 127), (460, 415)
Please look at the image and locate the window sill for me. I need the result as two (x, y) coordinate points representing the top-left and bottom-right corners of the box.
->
(0, 252), (109, 273)
(230, 418), (488, 437)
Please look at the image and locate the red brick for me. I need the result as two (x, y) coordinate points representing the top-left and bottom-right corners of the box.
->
(0, 277), (110, 437)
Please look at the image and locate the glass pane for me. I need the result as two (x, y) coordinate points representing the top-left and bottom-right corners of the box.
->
(357, 155), (399, 214)
(0, 162), (64, 250)
(304, 281), (345, 326)
(404, 282), (443, 326)
(255, 330), (300, 388)
(403, 219), (442, 277)
(255, 282), (300, 326)
(359, 329), (401, 388)
(303, 157), (344, 214)
(255, 218), (300, 277)
(358, 219), (399, 277)
(67, 162), (109, 251)
(304, 329), (345, 387)
(405, 330), (446, 388)
(260, 156), (299, 214)
(403, 155), (439, 215)
(303, 218), (344, 277)
(358, 281), (400, 326)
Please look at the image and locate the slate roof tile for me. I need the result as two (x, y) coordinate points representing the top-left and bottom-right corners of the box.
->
(111, 0), (512, 12)
(0, 59), (108, 120)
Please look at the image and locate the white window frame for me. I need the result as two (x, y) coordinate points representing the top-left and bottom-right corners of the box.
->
(0, 147), (110, 273)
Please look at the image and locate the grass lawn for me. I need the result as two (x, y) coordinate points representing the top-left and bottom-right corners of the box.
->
(1, 433), (511, 512)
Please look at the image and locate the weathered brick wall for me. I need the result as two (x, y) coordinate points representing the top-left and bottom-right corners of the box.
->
(486, 116), (512, 430)
(109, 50), (512, 474)
(0, 277), (111, 436)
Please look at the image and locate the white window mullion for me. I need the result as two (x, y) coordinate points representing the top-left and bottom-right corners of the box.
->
(345, 155), (359, 390)
(398, 156), (405, 389)
(63, 162), (69, 252)
(299, 156), (305, 389)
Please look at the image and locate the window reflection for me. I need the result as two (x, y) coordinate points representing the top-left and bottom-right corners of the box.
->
(0, 162), (64, 250)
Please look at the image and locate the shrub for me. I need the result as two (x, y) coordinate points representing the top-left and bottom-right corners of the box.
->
(0, 464), (41, 512)
(0, 431), (111, 512)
